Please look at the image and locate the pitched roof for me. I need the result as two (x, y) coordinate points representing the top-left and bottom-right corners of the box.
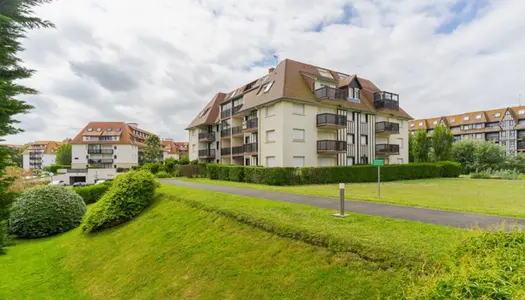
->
(71, 122), (155, 146)
(22, 141), (61, 155)
(187, 93), (225, 129)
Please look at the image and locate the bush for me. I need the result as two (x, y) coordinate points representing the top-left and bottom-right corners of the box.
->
(74, 182), (112, 205)
(0, 220), (9, 254)
(228, 166), (245, 182)
(81, 170), (157, 233)
(43, 164), (71, 173)
(155, 171), (170, 178)
(435, 161), (462, 178)
(9, 185), (86, 238)
(471, 168), (521, 180)
(141, 162), (162, 174)
(452, 140), (506, 173)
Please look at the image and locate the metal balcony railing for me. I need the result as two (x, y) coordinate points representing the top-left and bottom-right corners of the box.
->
(316, 113), (347, 127)
(198, 149), (216, 158)
(314, 86), (347, 100)
(375, 121), (400, 134)
(198, 132), (216, 142)
(375, 144), (400, 155)
(317, 140), (347, 152)
(243, 118), (258, 131)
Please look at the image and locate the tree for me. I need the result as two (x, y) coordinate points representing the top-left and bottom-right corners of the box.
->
(451, 140), (477, 173)
(408, 133), (415, 162)
(474, 140), (505, 170)
(143, 135), (163, 163)
(431, 125), (454, 162)
(0, 0), (54, 253)
(55, 144), (72, 165)
(411, 129), (431, 163)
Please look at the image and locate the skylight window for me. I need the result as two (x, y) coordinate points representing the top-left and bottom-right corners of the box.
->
(450, 118), (456, 123)
(116, 128), (121, 132)
(96, 128), (102, 132)
(519, 110), (525, 115)
(418, 122), (423, 126)
(260, 82), (274, 94)
(230, 90), (237, 98)
(494, 113), (501, 117)
(476, 115), (482, 119)
(337, 73), (348, 79)
(107, 128), (112, 132)
(261, 75), (269, 84)
(87, 128), (93, 132)
(316, 68), (333, 79)
(464, 116), (470, 121)
(433, 121), (438, 125)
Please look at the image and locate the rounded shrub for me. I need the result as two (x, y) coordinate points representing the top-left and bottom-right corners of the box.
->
(9, 185), (86, 238)
(155, 171), (170, 178)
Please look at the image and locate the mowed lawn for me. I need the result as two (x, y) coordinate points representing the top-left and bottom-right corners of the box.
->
(0, 186), (468, 299)
(183, 177), (525, 218)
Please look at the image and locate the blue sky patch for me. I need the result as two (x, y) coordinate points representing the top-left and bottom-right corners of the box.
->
(435, 0), (489, 34)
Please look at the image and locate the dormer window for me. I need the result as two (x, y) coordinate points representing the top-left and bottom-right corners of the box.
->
(199, 107), (210, 117)
(260, 82), (274, 94)
(464, 116), (470, 121)
(476, 115), (482, 120)
(494, 113), (501, 118)
(261, 75), (269, 84)
(116, 128), (121, 132)
(316, 68), (333, 79)
(107, 128), (112, 132)
(337, 73), (348, 79)
(96, 128), (102, 132)
(519, 110), (525, 115)
(418, 122), (423, 126)
(230, 90), (237, 98)
(433, 121), (438, 125)
(450, 118), (456, 123)
(87, 128), (93, 132)
(348, 87), (360, 102)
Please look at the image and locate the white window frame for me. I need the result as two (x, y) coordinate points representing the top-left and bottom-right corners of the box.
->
(266, 156), (276, 167)
(418, 122), (423, 126)
(410, 123), (415, 127)
(476, 115), (482, 120)
(464, 116), (470, 121)
(519, 110), (525, 115)
(360, 114), (367, 123)
(292, 103), (305, 115)
(360, 135), (368, 145)
(494, 113), (501, 117)
(266, 104), (275, 117)
(261, 81), (274, 94)
(266, 130), (276, 143)
(292, 156), (305, 167)
(319, 157), (333, 167)
(317, 68), (334, 79)
(292, 129), (305, 142)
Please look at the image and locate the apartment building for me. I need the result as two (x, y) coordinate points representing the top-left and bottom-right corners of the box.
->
(187, 59), (411, 167)
(22, 141), (61, 170)
(409, 106), (525, 154)
(162, 139), (188, 160)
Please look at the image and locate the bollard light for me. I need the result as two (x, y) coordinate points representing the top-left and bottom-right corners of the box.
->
(332, 183), (348, 218)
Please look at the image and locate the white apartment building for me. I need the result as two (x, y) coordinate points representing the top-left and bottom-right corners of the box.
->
(22, 141), (61, 170)
(187, 59), (411, 167)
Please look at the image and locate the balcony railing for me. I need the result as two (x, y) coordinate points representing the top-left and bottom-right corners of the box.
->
(221, 147), (231, 156)
(232, 146), (244, 156)
(244, 142), (258, 154)
(88, 159), (114, 164)
(232, 105), (243, 115)
(315, 86), (347, 101)
(316, 113), (347, 128)
(231, 126), (242, 136)
(198, 149), (216, 158)
(376, 144), (400, 155)
(198, 132), (216, 142)
(88, 149), (114, 154)
(221, 108), (232, 119)
(518, 141), (525, 150)
(374, 91), (399, 111)
(317, 140), (347, 153)
(375, 121), (400, 134)
(67, 169), (88, 173)
(221, 128), (231, 138)
(243, 118), (258, 131)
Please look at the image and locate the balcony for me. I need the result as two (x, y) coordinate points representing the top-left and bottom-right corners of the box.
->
(198, 149), (216, 158)
(231, 126), (242, 137)
(374, 92), (399, 111)
(317, 140), (347, 153)
(67, 169), (88, 173)
(486, 134), (500, 143)
(375, 121), (400, 135)
(244, 142), (258, 154)
(243, 118), (258, 132)
(221, 108), (232, 119)
(88, 159), (114, 164)
(232, 105), (243, 116)
(221, 147), (231, 156)
(221, 128), (231, 138)
(315, 86), (347, 101)
(518, 141), (525, 151)
(88, 149), (114, 154)
(376, 144), (400, 155)
(198, 132), (216, 142)
(232, 146), (244, 156)
(316, 113), (347, 129)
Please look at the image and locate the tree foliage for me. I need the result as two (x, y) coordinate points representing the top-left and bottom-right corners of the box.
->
(55, 143), (71, 165)
(451, 140), (506, 173)
(0, 0), (54, 252)
(411, 129), (431, 163)
(143, 135), (163, 163)
(431, 125), (454, 162)
(408, 133), (415, 163)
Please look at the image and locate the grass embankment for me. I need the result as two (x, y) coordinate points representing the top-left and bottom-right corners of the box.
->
(183, 177), (525, 218)
(1, 186), (467, 299)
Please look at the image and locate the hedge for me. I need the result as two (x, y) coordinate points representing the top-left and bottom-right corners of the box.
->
(43, 164), (71, 173)
(206, 162), (461, 186)
(74, 182), (112, 205)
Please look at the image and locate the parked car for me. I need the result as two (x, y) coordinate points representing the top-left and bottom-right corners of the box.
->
(94, 180), (106, 185)
(49, 180), (67, 186)
(72, 182), (87, 187)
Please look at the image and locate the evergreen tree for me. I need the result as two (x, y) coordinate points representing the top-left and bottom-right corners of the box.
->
(55, 143), (72, 165)
(431, 125), (454, 161)
(0, 0), (54, 253)
(143, 135), (163, 163)
(411, 129), (430, 163)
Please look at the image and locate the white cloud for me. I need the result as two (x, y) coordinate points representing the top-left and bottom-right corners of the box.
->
(5, 0), (525, 144)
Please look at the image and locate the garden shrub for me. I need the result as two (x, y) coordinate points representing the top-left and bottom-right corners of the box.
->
(435, 161), (462, 178)
(9, 185), (86, 238)
(228, 166), (245, 182)
(81, 170), (157, 233)
(74, 182), (112, 205)
(43, 164), (71, 173)
(141, 162), (162, 174)
(155, 171), (170, 178)
(180, 164), (203, 178)
(471, 168), (521, 180)
(217, 165), (230, 181)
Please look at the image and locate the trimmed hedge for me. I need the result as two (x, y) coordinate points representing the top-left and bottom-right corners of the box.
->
(43, 164), (71, 173)
(74, 182), (112, 205)
(206, 162), (461, 186)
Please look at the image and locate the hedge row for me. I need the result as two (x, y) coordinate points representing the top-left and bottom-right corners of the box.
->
(73, 182), (112, 205)
(43, 164), (71, 173)
(206, 161), (461, 186)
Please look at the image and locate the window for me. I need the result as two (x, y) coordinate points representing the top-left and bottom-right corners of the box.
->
(107, 128), (112, 132)
(494, 113), (501, 118)
(360, 156), (369, 164)
(474, 123), (483, 129)
(419, 122), (423, 126)
(293, 129), (305, 142)
(476, 115), (482, 120)
(476, 133), (483, 139)
(464, 116), (470, 121)
(266, 156), (276, 167)
(348, 88), (360, 102)
(266, 130), (276, 142)
(316, 68), (333, 79)
(397, 158), (404, 164)
(266, 104), (275, 117)
(361, 114), (367, 123)
(261, 75), (269, 84)
(96, 128), (102, 132)
(293, 156), (305, 167)
(410, 123), (415, 127)
(519, 110), (525, 115)
(347, 133), (355, 144)
(462, 125), (470, 130)
(192, 144), (196, 152)
(337, 73), (348, 78)
(450, 118), (456, 123)
(319, 157), (333, 167)
(397, 138), (404, 149)
(433, 120), (438, 125)
(199, 107), (210, 117)
(347, 157), (354, 165)
(360, 135), (368, 145)
(114, 155), (117, 159)
(293, 103), (305, 115)
(230, 90), (237, 98)
(260, 82), (274, 94)
(87, 127), (93, 132)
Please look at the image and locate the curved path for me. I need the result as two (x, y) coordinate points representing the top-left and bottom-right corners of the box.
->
(160, 179), (525, 230)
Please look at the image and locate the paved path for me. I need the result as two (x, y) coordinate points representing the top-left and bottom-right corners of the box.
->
(160, 179), (525, 230)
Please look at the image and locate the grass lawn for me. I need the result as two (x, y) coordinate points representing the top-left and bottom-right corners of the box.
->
(182, 177), (525, 218)
(0, 186), (468, 299)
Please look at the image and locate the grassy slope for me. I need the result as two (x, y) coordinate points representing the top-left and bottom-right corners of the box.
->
(183, 177), (525, 218)
(0, 186), (468, 299)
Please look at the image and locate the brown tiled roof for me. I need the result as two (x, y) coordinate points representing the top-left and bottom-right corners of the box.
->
(187, 93), (225, 129)
(71, 122), (154, 146)
(22, 141), (61, 155)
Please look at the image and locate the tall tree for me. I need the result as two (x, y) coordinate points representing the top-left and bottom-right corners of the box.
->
(408, 133), (415, 163)
(0, 0), (54, 253)
(55, 143), (71, 165)
(431, 125), (454, 162)
(411, 129), (430, 163)
(143, 135), (163, 163)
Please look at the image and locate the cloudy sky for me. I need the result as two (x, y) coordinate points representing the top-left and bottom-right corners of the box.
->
(5, 0), (525, 144)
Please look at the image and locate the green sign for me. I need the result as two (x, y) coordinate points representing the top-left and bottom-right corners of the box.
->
(372, 159), (384, 166)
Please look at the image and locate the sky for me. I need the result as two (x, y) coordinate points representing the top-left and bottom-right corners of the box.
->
(5, 0), (525, 144)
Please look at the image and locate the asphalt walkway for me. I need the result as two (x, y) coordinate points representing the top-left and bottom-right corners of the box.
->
(160, 179), (525, 230)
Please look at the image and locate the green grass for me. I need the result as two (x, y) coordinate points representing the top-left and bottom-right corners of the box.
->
(183, 177), (525, 218)
(0, 186), (469, 299)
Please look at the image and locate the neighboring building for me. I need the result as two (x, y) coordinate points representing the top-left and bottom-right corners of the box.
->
(162, 138), (184, 160)
(409, 106), (525, 154)
(22, 141), (61, 170)
(187, 59), (411, 167)
(174, 142), (189, 156)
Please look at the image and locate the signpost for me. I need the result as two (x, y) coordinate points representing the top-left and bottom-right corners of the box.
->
(372, 159), (384, 198)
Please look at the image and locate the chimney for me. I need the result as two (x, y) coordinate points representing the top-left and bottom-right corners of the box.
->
(127, 122), (138, 128)
(268, 67), (275, 73)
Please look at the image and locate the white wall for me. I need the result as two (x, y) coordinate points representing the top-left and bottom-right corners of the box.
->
(42, 154), (56, 167)
(114, 144), (138, 167)
(282, 101), (318, 167)
(259, 101), (284, 166)
(188, 128), (199, 161)
(22, 154), (29, 170)
(72, 144), (87, 168)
